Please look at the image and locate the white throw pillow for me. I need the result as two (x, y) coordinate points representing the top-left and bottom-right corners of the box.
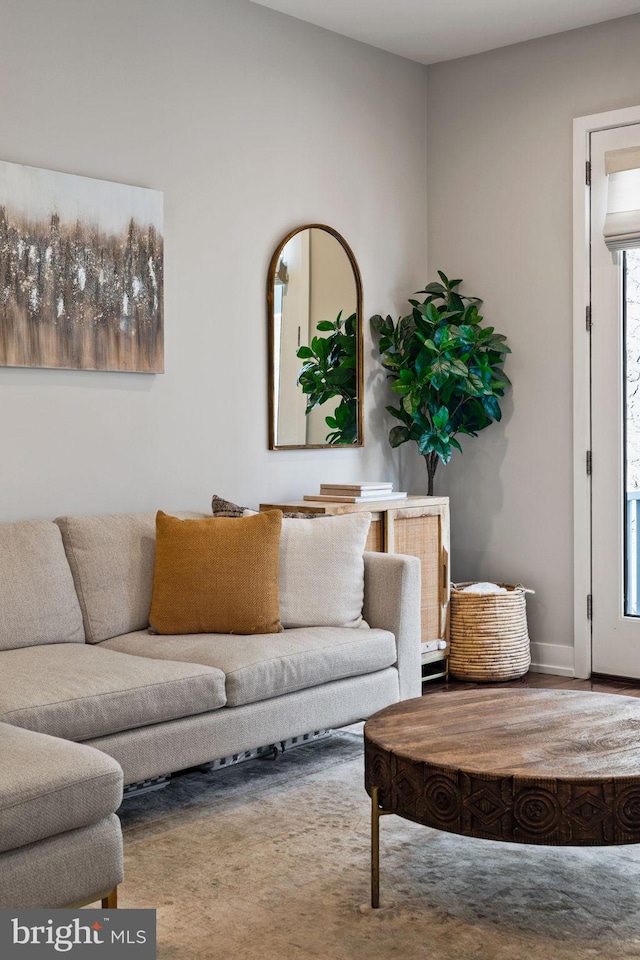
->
(243, 510), (371, 628)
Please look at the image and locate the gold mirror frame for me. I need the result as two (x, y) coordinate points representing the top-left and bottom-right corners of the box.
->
(267, 224), (364, 450)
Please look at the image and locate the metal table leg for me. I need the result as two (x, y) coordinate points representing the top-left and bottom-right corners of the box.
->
(371, 786), (392, 908)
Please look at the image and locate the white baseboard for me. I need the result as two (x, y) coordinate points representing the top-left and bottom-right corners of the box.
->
(529, 641), (575, 677)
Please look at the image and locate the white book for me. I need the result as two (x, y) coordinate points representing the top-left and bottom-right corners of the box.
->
(303, 492), (408, 503)
(319, 487), (394, 497)
(320, 482), (393, 492)
(316, 490), (403, 500)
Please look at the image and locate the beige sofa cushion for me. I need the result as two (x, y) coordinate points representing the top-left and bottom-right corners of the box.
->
(278, 512), (371, 628)
(0, 644), (226, 741)
(0, 722), (123, 854)
(54, 511), (206, 643)
(100, 625), (397, 707)
(0, 520), (85, 651)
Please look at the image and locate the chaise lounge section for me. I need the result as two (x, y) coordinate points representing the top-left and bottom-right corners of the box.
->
(0, 722), (123, 909)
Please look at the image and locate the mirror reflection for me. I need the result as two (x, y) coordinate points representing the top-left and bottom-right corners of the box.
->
(268, 225), (363, 449)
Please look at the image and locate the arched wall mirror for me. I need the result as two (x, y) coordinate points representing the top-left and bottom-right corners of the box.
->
(267, 224), (363, 449)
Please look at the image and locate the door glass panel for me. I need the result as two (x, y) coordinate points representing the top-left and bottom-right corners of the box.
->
(589, 120), (640, 678)
(624, 248), (640, 615)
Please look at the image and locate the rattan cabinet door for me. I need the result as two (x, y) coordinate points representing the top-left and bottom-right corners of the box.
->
(385, 504), (449, 644)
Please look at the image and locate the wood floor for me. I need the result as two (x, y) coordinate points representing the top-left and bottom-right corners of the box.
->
(424, 670), (640, 697)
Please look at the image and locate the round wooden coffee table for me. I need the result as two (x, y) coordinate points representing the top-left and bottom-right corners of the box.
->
(364, 688), (640, 907)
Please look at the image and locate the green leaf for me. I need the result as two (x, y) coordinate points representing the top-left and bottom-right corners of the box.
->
(389, 425), (410, 447)
(380, 356), (400, 371)
(296, 346), (313, 359)
(457, 325), (476, 343)
(370, 314), (390, 336)
(434, 326), (449, 348)
(463, 304), (481, 324)
(385, 404), (410, 424)
(482, 395), (502, 421)
(484, 335), (511, 353)
(433, 405), (449, 430)
(465, 372), (485, 394)
(425, 301), (440, 323)
(402, 394), (415, 415)
(430, 357), (453, 377)
(449, 292), (464, 312)
(449, 358), (468, 376)
(316, 320), (334, 332)
(326, 368), (354, 385)
(414, 346), (433, 378)
(417, 431), (436, 455)
(438, 443), (453, 465)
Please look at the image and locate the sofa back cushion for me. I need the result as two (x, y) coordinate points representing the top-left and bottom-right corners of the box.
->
(55, 511), (206, 643)
(0, 520), (85, 650)
(277, 512), (371, 628)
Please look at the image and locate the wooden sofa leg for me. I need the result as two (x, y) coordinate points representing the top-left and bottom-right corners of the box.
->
(102, 887), (118, 909)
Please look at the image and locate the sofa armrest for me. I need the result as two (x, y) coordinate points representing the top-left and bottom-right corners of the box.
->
(362, 552), (421, 701)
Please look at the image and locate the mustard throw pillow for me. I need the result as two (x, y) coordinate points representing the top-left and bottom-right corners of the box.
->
(149, 510), (282, 635)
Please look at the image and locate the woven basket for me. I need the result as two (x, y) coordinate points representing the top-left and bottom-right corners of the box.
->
(449, 582), (532, 682)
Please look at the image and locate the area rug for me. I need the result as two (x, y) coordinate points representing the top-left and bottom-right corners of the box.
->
(117, 729), (640, 960)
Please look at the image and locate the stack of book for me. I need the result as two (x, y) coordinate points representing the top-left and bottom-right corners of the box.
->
(303, 482), (408, 504)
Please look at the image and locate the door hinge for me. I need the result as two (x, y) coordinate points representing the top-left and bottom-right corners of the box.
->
(586, 304), (592, 332)
(586, 450), (592, 476)
(587, 594), (593, 620)
(586, 160), (591, 186)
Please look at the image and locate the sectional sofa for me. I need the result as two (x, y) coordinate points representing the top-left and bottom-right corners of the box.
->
(0, 509), (421, 908)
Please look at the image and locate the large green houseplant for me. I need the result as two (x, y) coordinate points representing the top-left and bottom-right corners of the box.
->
(296, 310), (358, 444)
(370, 272), (510, 495)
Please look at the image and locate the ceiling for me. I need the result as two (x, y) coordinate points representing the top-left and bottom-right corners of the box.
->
(248, 0), (640, 64)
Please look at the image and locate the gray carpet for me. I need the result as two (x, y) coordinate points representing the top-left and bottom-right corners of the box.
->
(116, 730), (640, 959)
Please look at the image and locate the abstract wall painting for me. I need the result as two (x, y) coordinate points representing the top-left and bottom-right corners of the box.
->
(0, 159), (163, 373)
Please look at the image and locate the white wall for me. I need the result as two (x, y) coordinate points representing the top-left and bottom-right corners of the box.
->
(424, 14), (640, 671)
(0, 0), (427, 521)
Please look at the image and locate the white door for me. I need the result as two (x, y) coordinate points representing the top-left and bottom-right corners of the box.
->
(591, 122), (640, 678)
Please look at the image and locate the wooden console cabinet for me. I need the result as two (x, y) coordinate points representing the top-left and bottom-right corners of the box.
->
(259, 496), (450, 682)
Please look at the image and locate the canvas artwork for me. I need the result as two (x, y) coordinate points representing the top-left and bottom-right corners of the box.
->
(0, 159), (163, 373)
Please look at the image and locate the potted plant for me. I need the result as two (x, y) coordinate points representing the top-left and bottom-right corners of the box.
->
(370, 272), (510, 495)
(296, 310), (358, 444)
